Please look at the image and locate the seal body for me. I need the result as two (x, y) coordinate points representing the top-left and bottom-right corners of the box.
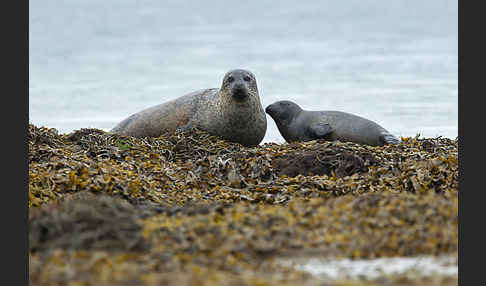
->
(111, 69), (267, 147)
(265, 100), (400, 146)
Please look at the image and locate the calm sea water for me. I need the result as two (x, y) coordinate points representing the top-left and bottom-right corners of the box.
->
(29, 0), (458, 143)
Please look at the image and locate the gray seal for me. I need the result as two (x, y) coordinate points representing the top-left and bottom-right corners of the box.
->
(111, 69), (267, 147)
(265, 100), (400, 146)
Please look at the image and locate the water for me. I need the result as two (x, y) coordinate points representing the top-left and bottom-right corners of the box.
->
(279, 255), (458, 281)
(29, 0), (458, 143)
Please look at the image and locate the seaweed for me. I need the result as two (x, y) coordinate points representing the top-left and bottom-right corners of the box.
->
(29, 194), (150, 252)
(28, 124), (458, 285)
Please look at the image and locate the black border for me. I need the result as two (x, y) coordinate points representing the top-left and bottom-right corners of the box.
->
(457, 0), (462, 282)
(3, 0), (29, 284)
(459, 0), (477, 285)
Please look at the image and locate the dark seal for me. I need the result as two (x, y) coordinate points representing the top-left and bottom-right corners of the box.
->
(111, 69), (267, 147)
(265, 100), (400, 146)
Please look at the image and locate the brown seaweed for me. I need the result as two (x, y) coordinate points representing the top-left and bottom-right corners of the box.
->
(28, 124), (458, 285)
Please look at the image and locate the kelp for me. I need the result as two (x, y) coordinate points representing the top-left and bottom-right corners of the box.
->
(28, 124), (458, 285)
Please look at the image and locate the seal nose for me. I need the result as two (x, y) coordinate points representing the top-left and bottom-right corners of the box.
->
(265, 105), (273, 114)
(232, 83), (248, 101)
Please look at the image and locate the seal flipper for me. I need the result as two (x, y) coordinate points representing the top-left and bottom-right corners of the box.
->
(380, 132), (401, 145)
(176, 122), (195, 133)
(308, 122), (334, 140)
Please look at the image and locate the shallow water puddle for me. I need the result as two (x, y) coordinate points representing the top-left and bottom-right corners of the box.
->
(278, 255), (458, 280)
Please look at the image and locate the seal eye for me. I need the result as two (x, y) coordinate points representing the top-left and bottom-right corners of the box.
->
(243, 75), (252, 82)
(227, 76), (234, 83)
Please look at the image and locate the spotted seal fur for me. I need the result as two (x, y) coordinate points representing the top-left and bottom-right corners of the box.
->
(111, 69), (267, 147)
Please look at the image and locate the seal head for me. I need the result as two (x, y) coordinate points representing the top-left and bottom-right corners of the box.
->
(221, 69), (257, 103)
(266, 100), (309, 142)
(266, 100), (303, 127)
(211, 69), (267, 146)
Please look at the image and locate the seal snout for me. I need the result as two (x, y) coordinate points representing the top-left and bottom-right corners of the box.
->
(265, 105), (275, 116)
(232, 84), (249, 101)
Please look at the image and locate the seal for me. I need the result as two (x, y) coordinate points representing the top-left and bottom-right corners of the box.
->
(265, 100), (400, 146)
(110, 69), (267, 147)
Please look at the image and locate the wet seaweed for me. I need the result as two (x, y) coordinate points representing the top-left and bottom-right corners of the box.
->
(29, 194), (150, 252)
(28, 124), (458, 285)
